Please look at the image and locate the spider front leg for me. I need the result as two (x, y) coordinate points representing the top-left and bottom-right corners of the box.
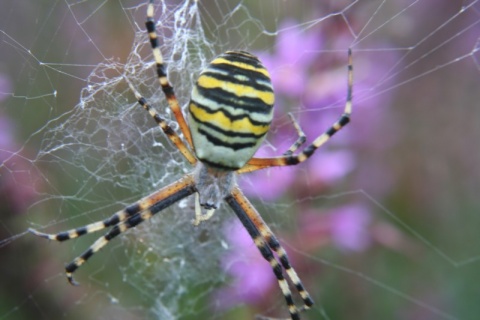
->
(126, 80), (197, 166)
(145, 0), (193, 147)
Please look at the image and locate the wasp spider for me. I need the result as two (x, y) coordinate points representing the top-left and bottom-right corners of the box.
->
(29, 1), (353, 319)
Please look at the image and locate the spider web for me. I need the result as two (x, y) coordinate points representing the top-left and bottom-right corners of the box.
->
(1, 0), (480, 319)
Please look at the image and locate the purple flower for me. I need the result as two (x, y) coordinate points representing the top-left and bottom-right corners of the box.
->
(259, 19), (323, 98)
(300, 204), (372, 252)
(240, 137), (296, 201)
(329, 205), (372, 252)
(213, 205), (373, 315)
(0, 73), (38, 214)
(306, 149), (355, 185)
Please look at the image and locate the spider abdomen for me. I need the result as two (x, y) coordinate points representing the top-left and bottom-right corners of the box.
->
(188, 51), (274, 170)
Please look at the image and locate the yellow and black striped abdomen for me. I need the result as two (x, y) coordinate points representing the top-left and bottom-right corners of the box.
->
(188, 51), (274, 170)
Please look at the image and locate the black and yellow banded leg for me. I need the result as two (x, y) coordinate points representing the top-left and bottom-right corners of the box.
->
(227, 188), (312, 320)
(29, 202), (148, 242)
(126, 81), (197, 165)
(29, 175), (197, 242)
(261, 230), (313, 313)
(231, 189), (313, 310)
(145, 0), (193, 147)
(238, 48), (353, 174)
(65, 211), (149, 285)
(66, 176), (196, 285)
(283, 113), (307, 156)
(30, 174), (197, 285)
(229, 187), (313, 319)
(237, 114), (308, 174)
(226, 195), (299, 320)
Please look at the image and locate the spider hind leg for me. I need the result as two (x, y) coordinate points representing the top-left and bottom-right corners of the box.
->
(227, 187), (314, 320)
(65, 212), (143, 285)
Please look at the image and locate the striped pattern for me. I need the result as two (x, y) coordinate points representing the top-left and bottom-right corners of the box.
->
(189, 51), (274, 170)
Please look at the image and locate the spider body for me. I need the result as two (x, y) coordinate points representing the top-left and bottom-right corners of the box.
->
(29, 1), (353, 319)
(189, 50), (274, 170)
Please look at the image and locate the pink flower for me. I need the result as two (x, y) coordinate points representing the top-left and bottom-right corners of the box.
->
(259, 20), (323, 98)
(329, 205), (372, 252)
(0, 73), (38, 214)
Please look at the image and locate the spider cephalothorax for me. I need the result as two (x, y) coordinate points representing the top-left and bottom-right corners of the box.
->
(193, 163), (234, 210)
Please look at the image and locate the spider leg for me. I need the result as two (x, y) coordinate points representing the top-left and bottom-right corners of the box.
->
(146, 0), (193, 147)
(231, 187), (313, 312)
(29, 195), (162, 242)
(237, 113), (307, 174)
(192, 192), (216, 226)
(29, 203), (144, 242)
(65, 210), (155, 285)
(283, 113), (307, 156)
(237, 49), (352, 174)
(226, 187), (313, 320)
(31, 174), (196, 285)
(29, 174), (196, 241)
(65, 210), (153, 285)
(127, 81), (197, 165)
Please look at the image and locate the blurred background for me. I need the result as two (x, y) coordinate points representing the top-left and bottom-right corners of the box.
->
(1, 0), (480, 319)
